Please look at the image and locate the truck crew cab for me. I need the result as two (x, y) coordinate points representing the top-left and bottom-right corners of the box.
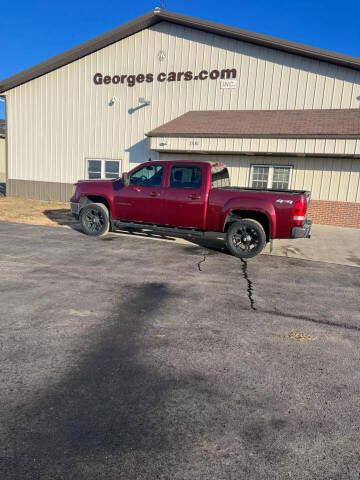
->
(70, 160), (312, 259)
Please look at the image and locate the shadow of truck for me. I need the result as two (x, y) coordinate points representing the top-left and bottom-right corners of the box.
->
(43, 208), (77, 226)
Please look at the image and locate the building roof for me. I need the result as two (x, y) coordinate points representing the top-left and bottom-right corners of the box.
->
(0, 119), (5, 138)
(1, 9), (360, 94)
(146, 109), (360, 139)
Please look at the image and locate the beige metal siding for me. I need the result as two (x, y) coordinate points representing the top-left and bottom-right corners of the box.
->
(0, 138), (5, 182)
(4, 21), (360, 186)
(149, 136), (360, 155)
(158, 152), (360, 203)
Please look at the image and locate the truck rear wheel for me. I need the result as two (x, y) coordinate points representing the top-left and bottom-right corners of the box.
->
(226, 219), (266, 259)
(80, 202), (110, 237)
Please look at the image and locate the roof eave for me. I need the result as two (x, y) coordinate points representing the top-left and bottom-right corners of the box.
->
(147, 133), (360, 139)
(157, 10), (360, 71)
(0, 10), (160, 94)
(1, 8), (360, 94)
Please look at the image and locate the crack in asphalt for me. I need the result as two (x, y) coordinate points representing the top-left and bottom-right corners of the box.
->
(196, 250), (257, 311)
(197, 250), (210, 271)
(240, 258), (257, 311)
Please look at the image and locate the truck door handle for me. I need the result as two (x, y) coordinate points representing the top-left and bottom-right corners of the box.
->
(188, 194), (200, 200)
(150, 191), (160, 197)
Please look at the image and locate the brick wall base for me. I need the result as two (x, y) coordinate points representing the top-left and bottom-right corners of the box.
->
(307, 200), (360, 228)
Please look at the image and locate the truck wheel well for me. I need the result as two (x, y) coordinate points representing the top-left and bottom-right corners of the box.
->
(80, 195), (111, 214)
(224, 210), (270, 242)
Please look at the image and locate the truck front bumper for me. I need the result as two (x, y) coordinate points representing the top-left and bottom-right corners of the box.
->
(291, 219), (312, 239)
(70, 202), (81, 220)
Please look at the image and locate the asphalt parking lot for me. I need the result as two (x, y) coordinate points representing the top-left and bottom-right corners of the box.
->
(1, 222), (360, 480)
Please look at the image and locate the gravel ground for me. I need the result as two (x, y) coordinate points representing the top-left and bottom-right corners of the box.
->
(0, 222), (360, 480)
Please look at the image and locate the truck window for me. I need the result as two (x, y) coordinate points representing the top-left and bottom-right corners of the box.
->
(211, 166), (230, 188)
(170, 166), (202, 189)
(129, 165), (164, 187)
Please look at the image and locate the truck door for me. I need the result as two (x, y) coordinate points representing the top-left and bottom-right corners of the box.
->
(114, 164), (165, 224)
(163, 164), (207, 229)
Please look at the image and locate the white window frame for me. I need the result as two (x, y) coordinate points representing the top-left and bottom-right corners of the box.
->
(250, 164), (293, 189)
(86, 158), (122, 179)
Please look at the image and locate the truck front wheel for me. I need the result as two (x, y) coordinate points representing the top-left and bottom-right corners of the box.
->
(226, 219), (266, 259)
(80, 203), (110, 237)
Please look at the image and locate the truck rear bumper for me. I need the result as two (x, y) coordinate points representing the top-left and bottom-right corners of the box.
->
(291, 219), (312, 239)
(70, 202), (81, 219)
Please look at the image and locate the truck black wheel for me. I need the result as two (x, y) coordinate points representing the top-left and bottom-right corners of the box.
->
(226, 219), (266, 259)
(80, 203), (110, 237)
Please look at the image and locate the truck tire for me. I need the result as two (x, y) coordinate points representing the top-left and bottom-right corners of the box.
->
(80, 202), (110, 237)
(226, 219), (266, 259)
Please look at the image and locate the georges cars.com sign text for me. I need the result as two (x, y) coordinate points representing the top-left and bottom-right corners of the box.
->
(93, 68), (237, 87)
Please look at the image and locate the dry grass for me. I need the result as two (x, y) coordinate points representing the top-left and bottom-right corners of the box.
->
(0, 197), (76, 227)
(285, 331), (317, 341)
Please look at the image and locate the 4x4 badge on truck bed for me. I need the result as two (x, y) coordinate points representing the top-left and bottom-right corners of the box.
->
(276, 199), (294, 204)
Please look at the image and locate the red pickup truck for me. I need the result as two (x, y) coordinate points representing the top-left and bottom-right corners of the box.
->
(70, 160), (311, 259)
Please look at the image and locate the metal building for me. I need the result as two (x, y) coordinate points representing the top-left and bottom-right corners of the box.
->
(0, 119), (5, 183)
(0, 9), (359, 227)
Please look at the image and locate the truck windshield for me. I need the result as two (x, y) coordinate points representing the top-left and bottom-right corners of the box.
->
(211, 166), (230, 188)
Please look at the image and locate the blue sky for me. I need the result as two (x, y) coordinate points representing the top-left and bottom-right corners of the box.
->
(1, 0), (360, 118)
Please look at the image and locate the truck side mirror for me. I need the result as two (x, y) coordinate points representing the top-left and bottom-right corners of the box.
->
(122, 172), (129, 186)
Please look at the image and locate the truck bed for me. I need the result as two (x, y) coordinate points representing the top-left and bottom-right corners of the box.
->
(213, 186), (310, 197)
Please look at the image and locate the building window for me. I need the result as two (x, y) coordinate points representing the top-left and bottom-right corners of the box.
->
(170, 166), (202, 189)
(250, 165), (292, 190)
(87, 159), (121, 179)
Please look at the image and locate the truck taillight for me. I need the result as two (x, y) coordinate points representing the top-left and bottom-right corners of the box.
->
(293, 199), (307, 226)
